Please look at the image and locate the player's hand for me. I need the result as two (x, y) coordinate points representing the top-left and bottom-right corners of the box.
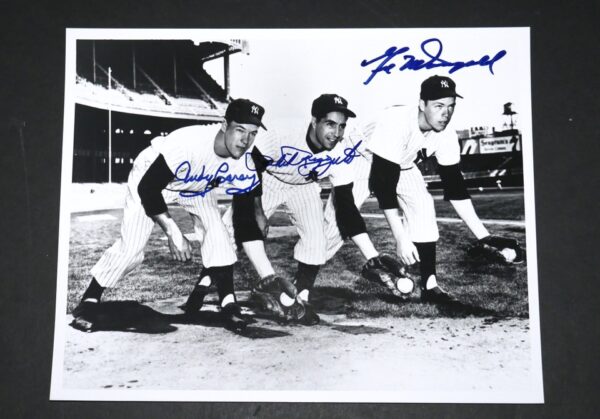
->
(256, 212), (269, 238)
(396, 238), (420, 265)
(168, 229), (192, 262)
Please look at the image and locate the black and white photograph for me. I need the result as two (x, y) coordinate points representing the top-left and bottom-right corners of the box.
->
(50, 28), (542, 402)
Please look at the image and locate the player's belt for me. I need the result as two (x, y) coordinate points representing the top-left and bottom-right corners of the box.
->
(400, 166), (415, 171)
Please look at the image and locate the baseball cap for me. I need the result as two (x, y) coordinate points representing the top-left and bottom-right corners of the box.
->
(420, 75), (463, 101)
(225, 98), (267, 130)
(311, 94), (357, 119)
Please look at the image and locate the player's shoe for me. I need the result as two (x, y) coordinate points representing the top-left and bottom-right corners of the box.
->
(421, 286), (457, 304)
(70, 300), (99, 332)
(180, 285), (209, 314)
(221, 303), (250, 333)
(295, 301), (320, 326)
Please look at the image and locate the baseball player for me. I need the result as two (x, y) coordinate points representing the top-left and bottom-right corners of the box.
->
(360, 75), (523, 303)
(213, 94), (415, 325)
(71, 99), (296, 332)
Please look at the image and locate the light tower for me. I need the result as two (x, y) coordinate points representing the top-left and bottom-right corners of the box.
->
(503, 102), (517, 131)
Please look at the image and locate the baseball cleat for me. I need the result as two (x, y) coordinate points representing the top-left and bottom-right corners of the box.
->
(221, 303), (250, 333)
(421, 286), (457, 304)
(283, 298), (306, 321)
(295, 301), (320, 326)
(70, 300), (98, 332)
(180, 285), (209, 314)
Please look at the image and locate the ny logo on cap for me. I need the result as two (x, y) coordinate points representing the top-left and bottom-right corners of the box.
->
(334, 96), (343, 105)
(251, 105), (259, 115)
(440, 80), (449, 88)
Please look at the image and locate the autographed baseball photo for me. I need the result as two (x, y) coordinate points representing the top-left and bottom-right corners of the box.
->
(50, 28), (543, 402)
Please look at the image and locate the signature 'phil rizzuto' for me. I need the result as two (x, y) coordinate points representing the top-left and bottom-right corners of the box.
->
(173, 141), (362, 197)
(361, 37), (507, 85)
(260, 141), (362, 177)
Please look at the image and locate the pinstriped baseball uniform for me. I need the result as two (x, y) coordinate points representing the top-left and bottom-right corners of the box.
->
(91, 124), (258, 288)
(365, 105), (461, 242)
(223, 123), (371, 265)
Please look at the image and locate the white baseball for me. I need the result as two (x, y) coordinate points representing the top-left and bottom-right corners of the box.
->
(396, 277), (415, 294)
(279, 292), (296, 307)
(500, 248), (517, 262)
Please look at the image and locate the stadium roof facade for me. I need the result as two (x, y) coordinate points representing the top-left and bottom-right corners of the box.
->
(75, 39), (246, 120)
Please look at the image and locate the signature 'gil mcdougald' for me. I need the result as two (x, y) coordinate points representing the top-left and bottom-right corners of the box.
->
(361, 37), (507, 85)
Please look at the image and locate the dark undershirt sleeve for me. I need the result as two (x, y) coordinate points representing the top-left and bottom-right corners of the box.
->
(332, 183), (367, 239)
(369, 153), (401, 210)
(230, 146), (270, 244)
(438, 163), (470, 201)
(247, 146), (270, 197)
(232, 193), (263, 245)
(137, 154), (174, 217)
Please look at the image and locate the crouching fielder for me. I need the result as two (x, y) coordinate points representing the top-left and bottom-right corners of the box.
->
(223, 94), (415, 326)
(72, 99), (271, 332)
(359, 76), (522, 304)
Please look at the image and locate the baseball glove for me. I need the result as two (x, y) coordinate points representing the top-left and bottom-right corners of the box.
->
(251, 275), (302, 319)
(466, 235), (525, 264)
(361, 254), (415, 299)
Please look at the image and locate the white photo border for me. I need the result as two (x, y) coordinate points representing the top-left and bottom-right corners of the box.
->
(51, 27), (543, 403)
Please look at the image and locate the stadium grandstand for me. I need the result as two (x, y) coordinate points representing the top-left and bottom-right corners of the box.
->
(73, 39), (247, 182)
(71, 39), (524, 190)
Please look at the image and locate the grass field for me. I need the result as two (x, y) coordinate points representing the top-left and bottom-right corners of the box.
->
(359, 190), (526, 220)
(67, 190), (528, 319)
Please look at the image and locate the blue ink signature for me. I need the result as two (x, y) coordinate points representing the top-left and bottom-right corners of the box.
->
(174, 161), (259, 197)
(361, 38), (507, 85)
(174, 141), (363, 197)
(252, 140), (363, 178)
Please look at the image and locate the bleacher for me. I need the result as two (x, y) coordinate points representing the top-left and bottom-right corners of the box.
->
(75, 77), (225, 120)
(72, 39), (242, 183)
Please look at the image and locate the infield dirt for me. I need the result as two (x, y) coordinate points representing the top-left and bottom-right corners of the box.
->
(62, 296), (533, 394)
